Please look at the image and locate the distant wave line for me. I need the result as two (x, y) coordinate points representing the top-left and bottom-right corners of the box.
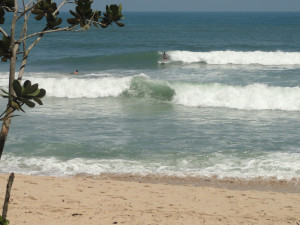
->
(167, 50), (300, 65)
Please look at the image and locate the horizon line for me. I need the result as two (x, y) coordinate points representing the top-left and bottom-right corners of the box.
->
(59, 10), (300, 13)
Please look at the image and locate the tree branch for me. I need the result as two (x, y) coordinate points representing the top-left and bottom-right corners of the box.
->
(19, 4), (31, 40)
(0, 27), (8, 37)
(54, 0), (68, 15)
(17, 0), (35, 20)
(9, 0), (19, 94)
(2, 6), (14, 12)
(18, 11), (31, 81)
(20, 25), (79, 42)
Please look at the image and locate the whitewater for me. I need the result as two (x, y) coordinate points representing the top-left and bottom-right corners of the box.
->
(168, 50), (300, 65)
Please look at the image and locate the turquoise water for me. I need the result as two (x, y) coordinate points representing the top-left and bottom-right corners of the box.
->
(0, 12), (299, 180)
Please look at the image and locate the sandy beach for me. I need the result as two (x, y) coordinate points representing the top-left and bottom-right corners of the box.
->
(0, 173), (299, 225)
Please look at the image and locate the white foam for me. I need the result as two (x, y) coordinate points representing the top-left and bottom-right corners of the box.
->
(172, 83), (300, 111)
(0, 152), (299, 180)
(22, 76), (132, 98)
(168, 50), (300, 65)
(0, 73), (151, 99)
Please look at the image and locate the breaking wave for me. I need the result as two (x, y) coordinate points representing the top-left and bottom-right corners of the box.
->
(168, 50), (300, 65)
(0, 73), (299, 111)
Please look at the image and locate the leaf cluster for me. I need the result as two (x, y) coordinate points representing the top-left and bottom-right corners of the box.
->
(101, 4), (124, 28)
(0, 0), (14, 24)
(0, 216), (9, 225)
(67, 0), (99, 29)
(67, 0), (124, 29)
(0, 36), (11, 62)
(32, 0), (62, 29)
(1, 80), (46, 112)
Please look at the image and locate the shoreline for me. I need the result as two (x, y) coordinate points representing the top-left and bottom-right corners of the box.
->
(1, 173), (300, 224)
(88, 173), (300, 193)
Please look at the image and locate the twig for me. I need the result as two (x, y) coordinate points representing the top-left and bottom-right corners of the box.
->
(53, 0), (68, 15)
(16, 1), (35, 20)
(19, 25), (77, 42)
(0, 27), (8, 37)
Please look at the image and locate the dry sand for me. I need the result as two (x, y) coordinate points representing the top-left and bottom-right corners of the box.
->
(0, 173), (299, 225)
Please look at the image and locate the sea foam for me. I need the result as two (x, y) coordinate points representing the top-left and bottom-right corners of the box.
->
(172, 82), (300, 111)
(1, 152), (299, 180)
(29, 76), (132, 98)
(168, 50), (300, 65)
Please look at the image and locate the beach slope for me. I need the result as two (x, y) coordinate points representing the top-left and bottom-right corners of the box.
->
(0, 174), (299, 225)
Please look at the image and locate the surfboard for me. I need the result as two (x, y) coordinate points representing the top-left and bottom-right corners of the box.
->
(158, 60), (169, 64)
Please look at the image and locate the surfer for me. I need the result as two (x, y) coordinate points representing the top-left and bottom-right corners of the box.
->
(163, 52), (168, 61)
(72, 69), (79, 74)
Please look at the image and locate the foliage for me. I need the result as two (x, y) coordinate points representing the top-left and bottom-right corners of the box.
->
(0, 216), (9, 225)
(1, 80), (46, 112)
(0, 0), (124, 61)
(0, 36), (11, 62)
(0, 0), (15, 24)
(32, 0), (62, 29)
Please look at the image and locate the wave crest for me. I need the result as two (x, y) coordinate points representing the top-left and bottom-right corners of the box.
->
(172, 82), (300, 111)
(168, 50), (300, 65)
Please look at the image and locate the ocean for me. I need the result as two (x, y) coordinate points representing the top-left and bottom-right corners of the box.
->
(0, 12), (299, 182)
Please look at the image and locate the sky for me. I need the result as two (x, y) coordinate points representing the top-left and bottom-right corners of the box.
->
(93, 0), (300, 12)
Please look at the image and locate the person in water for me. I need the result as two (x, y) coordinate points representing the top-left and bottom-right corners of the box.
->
(72, 69), (79, 74)
(163, 52), (168, 60)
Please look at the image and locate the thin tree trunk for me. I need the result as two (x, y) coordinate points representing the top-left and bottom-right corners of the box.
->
(0, 42), (19, 159)
(0, 115), (12, 160)
(1, 173), (15, 220)
(0, 0), (18, 159)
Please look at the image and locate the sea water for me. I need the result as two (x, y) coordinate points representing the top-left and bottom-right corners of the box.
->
(0, 12), (299, 181)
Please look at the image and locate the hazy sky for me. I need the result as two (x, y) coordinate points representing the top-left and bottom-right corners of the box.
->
(93, 0), (300, 12)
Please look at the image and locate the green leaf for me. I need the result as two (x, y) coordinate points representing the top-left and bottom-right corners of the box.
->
(35, 89), (46, 98)
(108, 13), (113, 21)
(55, 18), (62, 27)
(100, 23), (108, 28)
(1, 57), (7, 62)
(32, 9), (43, 14)
(0, 16), (5, 25)
(110, 4), (119, 14)
(115, 13), (123, 21)
(1, 88), (9, 95)
(23, 99), (35, 108)
(27, 88), (40, 97)
(4, 0), (14, 8)
(84, 8), (92, 16)
(76, 6), (85, 16)
(23, 80), (31, 88)
(106, 5), (112, 15)
(69, 10), (79, 18)
(67, 18), (79, 25)
(35, 14), (44, 20)
(0, 215), (10, 225)
(22, 83), (38, 96)
(0, 8), (5, 17)
(118, 4), (122, 14)
(32, 98), (43, 105)
(79, 20), (86, 28)
(10, 100), (21, 110)
(115, 21), (125, 27)
(12, 80), (22, 97)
